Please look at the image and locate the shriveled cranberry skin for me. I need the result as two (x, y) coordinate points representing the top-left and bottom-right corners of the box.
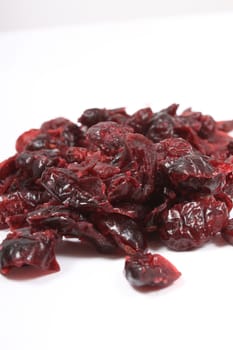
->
(0, 155), (17, 180)
(125, 252), (181, 288)
(16, 129), (41, 152)
(162, 154), (225, 195)
(15, 149), (61, 179)
(0, 229), (59, 274)
(159, 197), (228, 251)
(125, 108), (153, 134)
(221, 219), (233, 245)
(86, 121), (133, 156)
(18, 118), (84, 152)
(40, 167), (111, 212)
(1, 105), (233, 289)
(27, 205), (117, 253)
(147, 112), (175, 143)
(0, 193), (27, 227)
(92, 213), (146, 254)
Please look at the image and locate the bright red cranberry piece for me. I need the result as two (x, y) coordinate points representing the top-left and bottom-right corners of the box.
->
(125, 252), (181, 289)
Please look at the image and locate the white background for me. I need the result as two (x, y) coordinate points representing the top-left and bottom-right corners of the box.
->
(1, 6), (233, 350)
(0, 0), (233, 31)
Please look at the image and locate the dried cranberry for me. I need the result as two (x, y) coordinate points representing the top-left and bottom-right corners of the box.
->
(40, 167), (111, 212)
(221, 219), (233, 245)
(16, 129), (41, 152)
(27, 206), (117, 253)
(0, 155), (17, 180)
(162, 154), (225, 195)
(92, 213), (146, 254)
(86, 121), (133, 156)
(79, 107), (129, 127)
(147, 112), (175, 143)
(124, 252), (181, 288)
(159, 196), (228, 251)
(0, 104), (233, 291)
(125, 108), (153, 134)
(0, 229), (59, 274)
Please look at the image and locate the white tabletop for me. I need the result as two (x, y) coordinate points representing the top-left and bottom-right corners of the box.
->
(0, 12), (233, 350)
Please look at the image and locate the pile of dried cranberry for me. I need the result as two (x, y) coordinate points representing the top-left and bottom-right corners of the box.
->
(1, 104), (233, 290)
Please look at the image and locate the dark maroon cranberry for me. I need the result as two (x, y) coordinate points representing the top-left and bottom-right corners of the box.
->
(19, 118), (84, 151)
(1, 103), (233, 291)
(65, 147), (88, 163)
(0, 192), (33, 227)
(79, 108), (107, 127)
(197, 115), (216, 138)
(159, 196), (228, 251)
(16, 149), (61, 178)
(0, 229), (59, 274)
(147, 112), (175, 143)
(27, 206), (117, 253)
(6, 214), (27, 230)
(161, 104), (179, 116)
(125, 252), (181, 288)
(16, 129), (41, 152)
(86, 121), (133, 156)
(41, 117), (71, 131)
(41, 167), (111, 212)
(119, 132), (157, 203)
(125, 108), (153, 134)
(125, 132), (156, 171)
(221, 219), (233, 245)
(92, 213), (145, 254)
(162, 154), (225, 195)
(155, 137), (193, 164)
(0, 155), (17, 180)
(79, 108), (129, 127)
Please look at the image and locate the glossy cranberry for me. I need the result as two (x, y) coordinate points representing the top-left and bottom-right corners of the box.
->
(221, 219), (233, 245)
(0, 105), (232, 291)
(159, 196), (228, 251)
(0, 229), (59, 274)
(125, 252), (181, 288)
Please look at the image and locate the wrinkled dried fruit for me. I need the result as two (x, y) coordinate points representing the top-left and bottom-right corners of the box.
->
(125, 252), (181, 288)
(0, 229), (59, 274)
(1, 104), (233, 292)
(159, 196), (228, 250)
(221, 218), (233, 245)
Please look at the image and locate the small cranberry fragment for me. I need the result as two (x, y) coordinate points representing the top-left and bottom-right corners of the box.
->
(0, 229), (59, 274)
(221, 219), (233, 245)
(92, 213), (146, 254)
(16, 129), (41, 152)
(27, 205), (117, 253)
(124, 252), (181, 289)
(0, 155), (17, 180)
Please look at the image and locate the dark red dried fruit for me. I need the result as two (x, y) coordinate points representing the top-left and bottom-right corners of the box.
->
(91, 213), (145, 254)
(124, 252), (181, 288)
(0, 229), (59, 274)
(1, 105), (233, 291)
(162, 153), (225, 195)
(159, 196), (228, 251)
(221, 218), (233, 245)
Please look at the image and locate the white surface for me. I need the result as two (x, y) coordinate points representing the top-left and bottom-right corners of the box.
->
(1, 13), (233, 350)
(1, 0), (233, 31)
